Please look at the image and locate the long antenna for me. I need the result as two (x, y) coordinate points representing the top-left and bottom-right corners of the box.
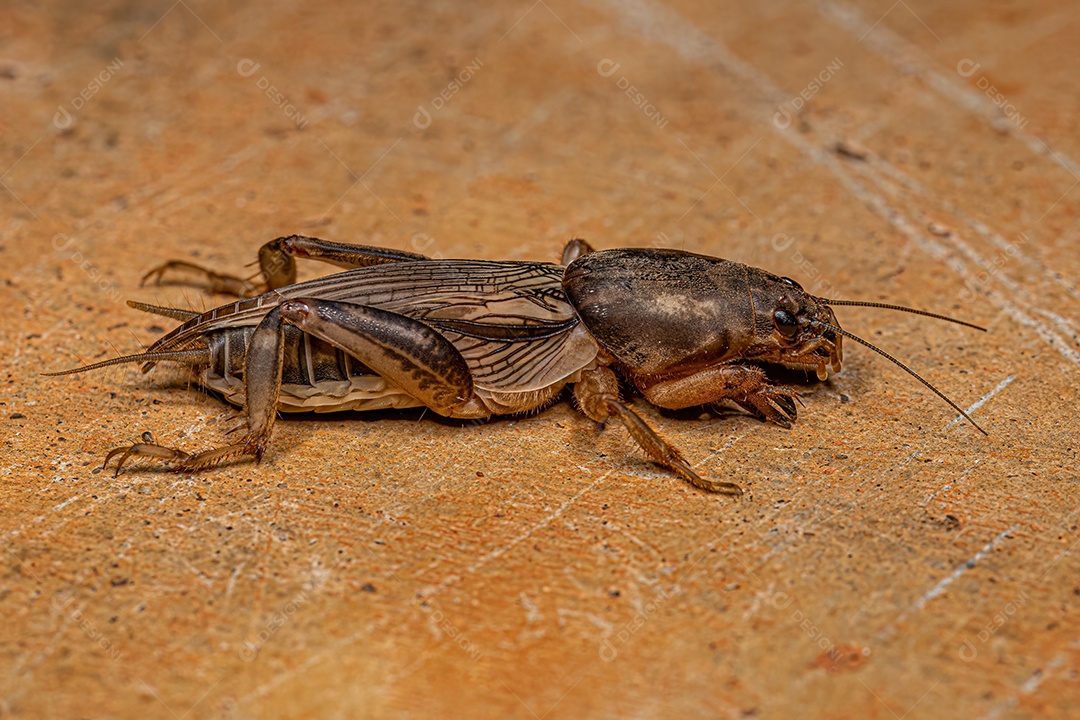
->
(808, 319), (988, 435)
(815, 297), (987, 332)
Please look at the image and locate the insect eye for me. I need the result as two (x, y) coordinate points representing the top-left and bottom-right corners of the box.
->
(773, 309), (799, 338)
(780, 276), (803, 291)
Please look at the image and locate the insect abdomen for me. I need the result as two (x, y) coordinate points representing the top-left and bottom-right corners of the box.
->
(201, 326), (416, 412)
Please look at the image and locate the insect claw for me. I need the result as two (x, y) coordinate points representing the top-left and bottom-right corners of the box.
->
(700, 478), (745, 497)
(104, 442), (192, 476)
(733, 386), (798, 428)
(669, 455), (744, 497)
(771, 393), (799, 421)
(102, 447), (128, 475)
(139, 266), (165, 287)
(139, 260), (259, 296)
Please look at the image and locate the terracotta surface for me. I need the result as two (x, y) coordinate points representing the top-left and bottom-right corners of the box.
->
(2, 1), (1078, 717)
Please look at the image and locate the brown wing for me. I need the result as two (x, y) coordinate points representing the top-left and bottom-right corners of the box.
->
(149, 260), (599, 392)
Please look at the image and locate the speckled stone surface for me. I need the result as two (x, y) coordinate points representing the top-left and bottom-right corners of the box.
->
(2, 1), (1078, 717)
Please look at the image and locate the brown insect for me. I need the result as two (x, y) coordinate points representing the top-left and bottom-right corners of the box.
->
(47, 236), (986, 495)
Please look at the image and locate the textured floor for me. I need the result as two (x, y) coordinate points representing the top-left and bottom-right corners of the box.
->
(2, 0), (1079, 717)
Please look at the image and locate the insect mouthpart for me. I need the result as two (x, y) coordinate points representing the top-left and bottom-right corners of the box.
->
(773, 304), (843, 382)
(789, 340), (839, 382)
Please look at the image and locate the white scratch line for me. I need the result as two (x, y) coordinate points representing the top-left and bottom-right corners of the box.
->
(944, 374), (1016, 429)
(979, 650), (1069, 720)
(237, 472), (609, 708)
(793, 135), (1080, 366)
(51, 494), (83, 513)
(600, 0), (1080, 368)
(797, 133), (1080, 366)
(463, 471), (609, 575)
(923, 458), (979, 507)
(820, 0), (1080, 179)
(916, 525), (1015, 609)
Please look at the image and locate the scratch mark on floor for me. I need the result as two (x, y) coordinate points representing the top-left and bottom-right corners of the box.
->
(916, 525), (1016, 610)
(978, 647), (1070, 720)
(601, 0), (1080, 368)
(461, 470), (610, 576)
(51, 494), (82, 513)
(943, 374), (1016, 429)
(820, 0), (1080, 180)
(923, 458), (979, 507)
(237, 470), (610, 708)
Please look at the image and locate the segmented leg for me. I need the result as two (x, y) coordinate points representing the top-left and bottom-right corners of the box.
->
(104, 299), (487, 474)
(141, 235), (431, 298)
(141, 260), (260, 296)
(104, 441), (191, 471)
(637, 364), (799, 428)
(574, 365), (743, 496)
(277, 298), (486, 418)
(561, 238), (596, 265)
(104, 306), (286, 475)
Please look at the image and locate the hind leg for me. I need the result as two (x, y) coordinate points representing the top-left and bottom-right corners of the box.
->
(104, 306), (288, 474)
(105, 298), (485, 474)
(141, 235), (431, 297)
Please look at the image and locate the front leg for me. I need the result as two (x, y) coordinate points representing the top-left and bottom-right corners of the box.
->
(636, 364), (798, 428)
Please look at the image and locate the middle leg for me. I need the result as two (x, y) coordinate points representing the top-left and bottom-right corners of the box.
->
(574, 365), (743, 495)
